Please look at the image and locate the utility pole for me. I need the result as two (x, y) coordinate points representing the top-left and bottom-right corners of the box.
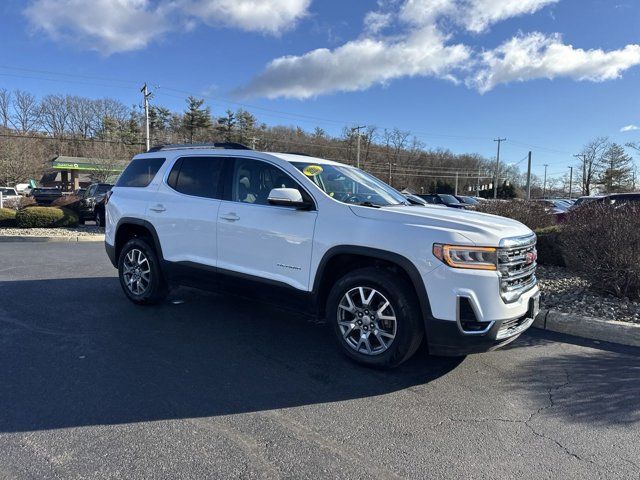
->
(387, 162), (396, 186)
(543, 164), (549, 199)
(454, 171), (459, 196)
(248, 136), (259, 149)
(526, 151), (532, 200)
(573, 154), (587, 195)
(568, 166), (573, 199)
(476, 164), (481, 196)
(351, 125), (366, 169)
(493, 138), (506, 199)
(140, 83), (152, 151)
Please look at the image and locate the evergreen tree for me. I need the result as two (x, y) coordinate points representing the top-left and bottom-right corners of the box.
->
(149, 106), (171, 145)
(182, 96), (212, 143)
(236, 109), (257, 145)
(600, 143), (633, 193)
(217, 109), (236, 142)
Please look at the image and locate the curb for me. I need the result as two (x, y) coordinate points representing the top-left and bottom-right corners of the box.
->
(533, 308), (640, 348)
(0, 235), (105, 243)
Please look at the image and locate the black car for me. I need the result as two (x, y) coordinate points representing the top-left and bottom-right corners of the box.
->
(76, 183), (113, 226)
(417, 194), (466, 208)
(454, 195), (480, 206)
(30, 187), (63, 205)
(603, 193), (640, 205)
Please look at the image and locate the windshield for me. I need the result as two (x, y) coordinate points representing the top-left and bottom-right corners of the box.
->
(96, 185), (112, 195)
(0, 188), (17, 195)
(292, 162), (407, 206)
(439, 194), (461, 204)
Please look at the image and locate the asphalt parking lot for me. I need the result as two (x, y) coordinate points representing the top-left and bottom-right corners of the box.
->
(0, 242), (639, 479)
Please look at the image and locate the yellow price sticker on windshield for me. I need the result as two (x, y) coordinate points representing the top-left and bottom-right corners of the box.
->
(303, 165), (323, 177)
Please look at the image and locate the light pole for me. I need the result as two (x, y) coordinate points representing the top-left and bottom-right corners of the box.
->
(351, 125), (366, 169)
(493, 138), (506, 199)
(568, 166), (573, 199)
(573, 153), (587, 195)
(543, 164), (549, 199)
(140, 83), (152, 151)
(388, 162), (396, 186)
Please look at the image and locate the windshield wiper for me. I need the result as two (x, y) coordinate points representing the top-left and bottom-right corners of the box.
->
(354, 201), (382, 208)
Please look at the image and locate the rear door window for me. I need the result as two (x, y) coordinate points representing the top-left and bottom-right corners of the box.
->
(167, 156), (225, 199)
(116, 157), (165, 188)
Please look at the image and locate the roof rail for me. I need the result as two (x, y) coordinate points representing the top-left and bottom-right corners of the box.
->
(147, 142), (252, 152)
(282, 151), (312, 156)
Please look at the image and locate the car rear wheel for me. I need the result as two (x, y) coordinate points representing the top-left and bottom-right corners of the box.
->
(118, 238), (168, 305)
(327, 267), (424, 368)
(95, 209), (104, 227)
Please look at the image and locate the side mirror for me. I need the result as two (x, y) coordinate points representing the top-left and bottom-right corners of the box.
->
(268, 188), (311, 209)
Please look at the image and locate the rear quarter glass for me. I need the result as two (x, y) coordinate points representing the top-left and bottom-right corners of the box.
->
(116, 158), (166, 188)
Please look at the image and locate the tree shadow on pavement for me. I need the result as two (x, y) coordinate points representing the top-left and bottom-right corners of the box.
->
(0, 277), (462, 433)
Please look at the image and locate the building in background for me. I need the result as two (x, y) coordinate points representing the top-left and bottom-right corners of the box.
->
(39, 156), (127, 191)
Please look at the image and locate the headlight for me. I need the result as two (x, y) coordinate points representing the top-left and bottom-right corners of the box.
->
(432, 244), (497, 271)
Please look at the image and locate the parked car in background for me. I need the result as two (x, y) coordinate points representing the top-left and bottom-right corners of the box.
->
(0, 187), (20, 204)
(454, 195), (479, 207)
(30, 187), (63, 205)
(571, 196), (601, 209)
(601, 192), (640, 205)
(534, 199), (569, 214)
(76, 183), (113, 226)
(418, 193), (467, 208)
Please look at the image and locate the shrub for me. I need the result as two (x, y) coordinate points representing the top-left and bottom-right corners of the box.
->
(15, 207), (79, 228)
(474, 200), (555, 230)
(4, 196), (36, 210)
(51, 194), (81, 208)
(0, 207), (17, 227)
(534, 226), (565, 266)
(561, 203), (640, 299)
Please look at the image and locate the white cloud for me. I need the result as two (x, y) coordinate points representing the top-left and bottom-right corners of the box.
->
(363, 11), (393, 35)
(472, 32), (640, 93)
(185, 0), (311, 35)
(462, 0), (559, 33)
(24, 0), (311, 54)
(24, 0), (171, 54)
(399, 0), (558, 32)
(236, 26), (471, 99)
(621, 124), (640, 132)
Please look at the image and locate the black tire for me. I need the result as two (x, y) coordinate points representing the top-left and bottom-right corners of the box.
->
(95, 209), (105, 227)
(326, 267), (424, 368)
(118, 237), (168, 305)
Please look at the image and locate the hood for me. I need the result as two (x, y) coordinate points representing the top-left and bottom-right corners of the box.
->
(349, 204), (533, 246)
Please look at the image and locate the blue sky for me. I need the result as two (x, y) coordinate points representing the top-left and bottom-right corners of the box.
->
(1, 0), (639, 179)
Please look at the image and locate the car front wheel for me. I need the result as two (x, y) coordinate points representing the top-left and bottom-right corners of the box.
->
(327, 267), (424, 368)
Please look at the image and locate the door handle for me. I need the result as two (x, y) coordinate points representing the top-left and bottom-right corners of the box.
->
(220, 212), (240, 221)
(150, 204), (166, 213)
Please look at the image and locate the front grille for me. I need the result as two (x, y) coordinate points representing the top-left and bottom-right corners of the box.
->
(498, 235), (537, 303)
(496, 315), (533, 340)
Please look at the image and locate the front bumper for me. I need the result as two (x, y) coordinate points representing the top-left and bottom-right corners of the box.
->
(105, 241), (117, 268)
(426, 292), (540, 356)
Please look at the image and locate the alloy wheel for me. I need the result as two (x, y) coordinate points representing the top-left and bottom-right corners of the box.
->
(122, 248), (151, 296)
(337, 286), (397, 355)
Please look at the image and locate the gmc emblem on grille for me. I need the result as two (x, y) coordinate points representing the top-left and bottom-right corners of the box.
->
(525, 251), (537, 265)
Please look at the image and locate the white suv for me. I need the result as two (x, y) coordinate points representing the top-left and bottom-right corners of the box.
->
(105, 144), (539, 368)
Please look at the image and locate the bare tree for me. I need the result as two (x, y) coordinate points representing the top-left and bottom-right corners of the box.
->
(40, 94), (70, 137)
(68, 96), (97, 138)
(576, 137), (609, 195)
(11, 90), (41, 133)
(0, 89), (11, 129)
